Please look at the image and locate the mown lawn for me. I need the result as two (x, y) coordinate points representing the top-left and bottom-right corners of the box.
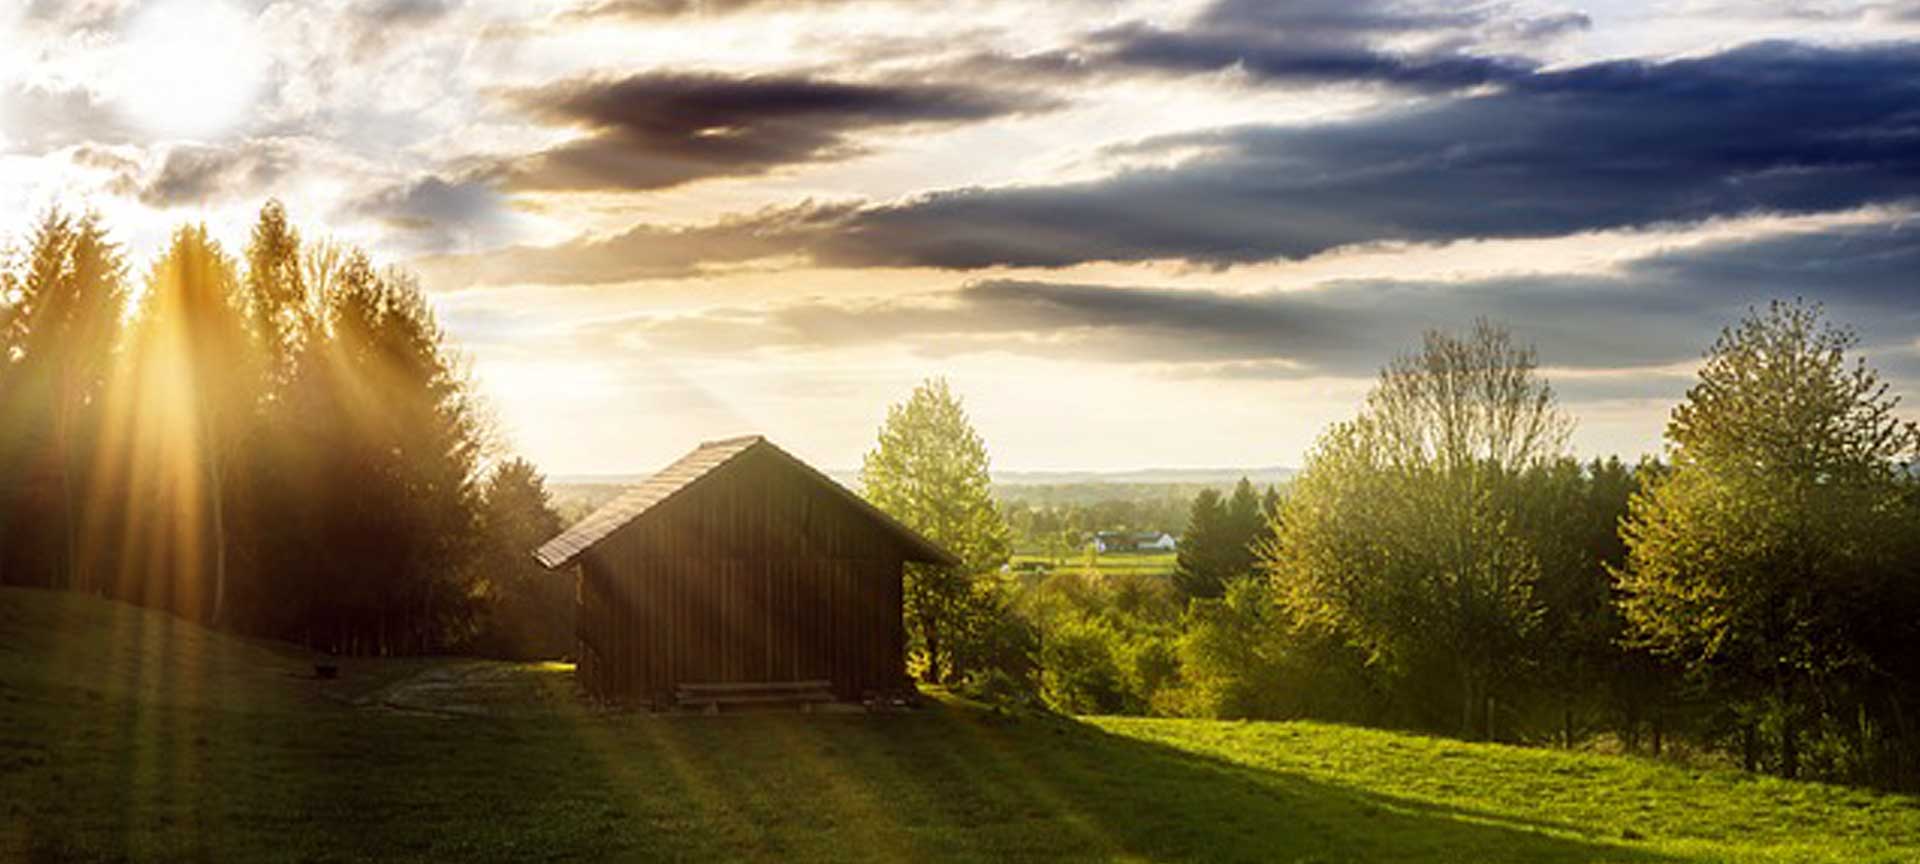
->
(3, 586), (1917, 863)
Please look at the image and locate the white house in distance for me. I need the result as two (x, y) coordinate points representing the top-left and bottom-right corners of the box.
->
(1091, 531), (1178, 553)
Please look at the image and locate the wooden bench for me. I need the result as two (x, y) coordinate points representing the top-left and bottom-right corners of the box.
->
(674, 680), (835, 712)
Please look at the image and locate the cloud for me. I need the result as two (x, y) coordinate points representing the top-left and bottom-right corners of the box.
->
(19, 0), (132, 35)
(355, 0), (460, 24)
(928, 0), (1589, 91)
(817, 41), (1920, 269)
(496, 72), (1058, 192)
(561, 0), (839, 18)
(0, 82), (130, 154)
(429, 41), (1920, 281)
(343, 0), (464, 58)
(349, 175), (513, 253)
(131, 141), (301, 208)
(1079, 0), (1591, 92)
(414, 201), (854, 285)
(599, 218), (1920, 385)
(1084, 21), (1539, 90)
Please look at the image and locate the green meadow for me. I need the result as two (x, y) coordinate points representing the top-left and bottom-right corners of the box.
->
(4, 586), (1917, 863)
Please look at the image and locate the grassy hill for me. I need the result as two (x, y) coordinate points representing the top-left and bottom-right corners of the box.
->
(3, 587), (1917, 863)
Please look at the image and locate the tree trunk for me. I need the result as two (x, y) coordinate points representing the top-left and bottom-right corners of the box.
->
(1742, 722), (1760, 773)
(1781, 709), (1800, 780)
(1563, 704), (1574, 750)
(1461, 671), (1478, 739)
(922, 617), (943, 684)
(55, 392), (79, 594)
(1651, 708), (1664, 757)
(207, 445), (228, 628)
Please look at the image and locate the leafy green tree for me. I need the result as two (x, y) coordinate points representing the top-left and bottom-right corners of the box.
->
(861, 378), (1013, 684)
(1616, 301), (1920, 778)
(1275, 321), (1570, 738)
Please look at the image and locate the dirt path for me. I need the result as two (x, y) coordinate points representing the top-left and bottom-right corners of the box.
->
(358, 659), (577, 718)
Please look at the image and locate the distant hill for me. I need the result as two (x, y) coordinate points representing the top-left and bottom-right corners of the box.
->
(988, 466), (1297, 487)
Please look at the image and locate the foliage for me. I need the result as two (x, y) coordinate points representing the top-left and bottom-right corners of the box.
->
(1274, 322), (1570, 738)
(1162, 576), (1380, 722)
(1015, 570), (1182, 714)
(472, 458), (570, 659)
(1617, 300), (1920, 779)
(862, 377), (1014, 683)
(117, 224), (258, 624)
(0, 204), (503, 655)
(0, 210), (126, 592)
(1172, 477), (1272, 602)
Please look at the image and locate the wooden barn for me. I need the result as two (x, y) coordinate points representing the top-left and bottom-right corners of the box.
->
(534, 435), (956, 707)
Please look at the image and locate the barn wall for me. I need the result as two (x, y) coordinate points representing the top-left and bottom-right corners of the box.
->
(576, 447), (911, 703)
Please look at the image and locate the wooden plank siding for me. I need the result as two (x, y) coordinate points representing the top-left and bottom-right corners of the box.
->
(572, 445), (919, 704)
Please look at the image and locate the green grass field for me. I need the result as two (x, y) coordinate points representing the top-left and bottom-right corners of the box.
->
(1011, 551), (1176, 578)
(4, 586), (1918, 863)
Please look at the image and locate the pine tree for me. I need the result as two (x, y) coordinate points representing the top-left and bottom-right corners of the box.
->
(0, 210), (126, 591)
(476, 458), (568, 659)
(1173, 489), (1231, 601)
(118, 226), (255, 622)
(1173, 479), (1267, 602)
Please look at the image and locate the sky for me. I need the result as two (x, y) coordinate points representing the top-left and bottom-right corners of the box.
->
(3, 0), (1919, 475)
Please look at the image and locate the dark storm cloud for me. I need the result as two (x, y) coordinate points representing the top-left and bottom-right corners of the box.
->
(922, 0), (1588, 91)
(440, 40), (1920, 280)
(498, 73), (1057, 192)
(1080, 0), (1591, 91)
(1084, 21), (1539, 90)
(804, 40), (1920, 269)
(607, 219), (1920, 387)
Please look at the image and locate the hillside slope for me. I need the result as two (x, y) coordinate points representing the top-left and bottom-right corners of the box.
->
(2, 587), (1916, 863)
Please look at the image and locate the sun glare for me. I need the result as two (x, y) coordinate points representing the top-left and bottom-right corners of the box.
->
(113, 1), (266, 139)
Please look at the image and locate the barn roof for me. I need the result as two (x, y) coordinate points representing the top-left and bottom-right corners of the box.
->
(533, 434), (959, 569)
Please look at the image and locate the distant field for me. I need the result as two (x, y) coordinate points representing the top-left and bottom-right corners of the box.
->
(5, 586), (1918, 863)
(1010, 551), (1176, 578)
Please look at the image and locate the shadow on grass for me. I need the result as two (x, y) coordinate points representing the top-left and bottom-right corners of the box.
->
(901, 702), (1673, 863)
(292, 670), (1680, 863)
(2, 595), (1676, 864)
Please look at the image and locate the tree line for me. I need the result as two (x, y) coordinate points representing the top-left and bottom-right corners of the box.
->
(0, 205), (568, 658)
(5, 204), (1912, 788)
(865, 305), (1920, 790)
